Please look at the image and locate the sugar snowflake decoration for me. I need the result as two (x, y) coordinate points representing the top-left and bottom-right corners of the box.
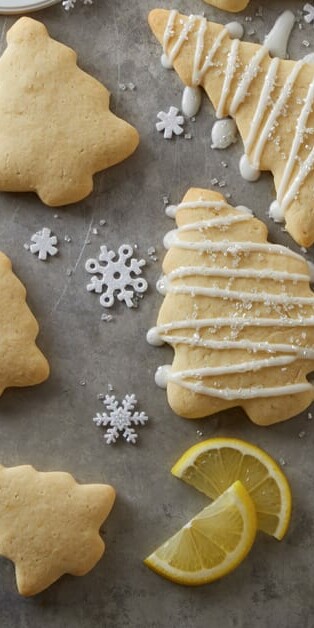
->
(85, 244), (148, 308)
(29, 228), (58, 261)
(304, 3), (314, 23)
(62, 0), (93, 10)
(156, 106), (185, 139)
(93, 394), (149, 444)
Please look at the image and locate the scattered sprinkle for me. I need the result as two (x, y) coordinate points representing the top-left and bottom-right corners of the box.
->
(298, 430), (306, 439)
(156, 106), (185, 139)
(99, 219), (106, 226)
(279, 457), (286, 467)
(85, 244), (148, 308)
(29, 228), (58, 261)
(93, 394), (149, 444)
(101, 313), (113, 322)
(64, 234), (72, 243)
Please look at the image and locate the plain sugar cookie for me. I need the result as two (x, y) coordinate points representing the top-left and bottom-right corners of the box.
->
(0, 465), (115, 596)
(0, 252), (49, 394)
(0, 18), (139, 207)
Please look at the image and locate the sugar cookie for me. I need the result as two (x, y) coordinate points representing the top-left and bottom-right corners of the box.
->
(0, 18), (139, 206)
(147, 188), (314, 426)
(0, 465), (115, 596)
(203, 0), (250, 11)
(0, 252), (49, 395)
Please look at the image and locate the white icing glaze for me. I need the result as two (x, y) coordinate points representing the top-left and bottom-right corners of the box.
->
(177, 214), (251, 231)
(161, 283), (314, 306)
(158, 375), (312, 400)
(235, 205), (253, 214)
(225, 21), (244, 40)
(263, 10), (295, 59)
(244, 57), (280, 156)
(269, 200), (285, 223)
(148, 316), (314, 348)
(239, 154), (261, 182)
(163, 230), (304, 261)
(181, 86), (202, 117)
(160, 11), (314, 221)
(165, 266), (309, 283)
(165, 200), (229, 218)
(229, 46), (269, 116)
(216, 39), (239, 119)
(155, 365), (171, 388)
(211, 118), (238, 149)
(156, 335), (314, 360)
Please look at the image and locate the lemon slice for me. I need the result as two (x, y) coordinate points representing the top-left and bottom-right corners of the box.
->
(172, 438), (292, 540)
(144, 480), (257, 585)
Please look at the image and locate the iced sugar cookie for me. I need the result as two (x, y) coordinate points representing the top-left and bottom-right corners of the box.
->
(149, 9), (314, 246)
(0, 18), (139, 207)
(147, 188), (314, 426)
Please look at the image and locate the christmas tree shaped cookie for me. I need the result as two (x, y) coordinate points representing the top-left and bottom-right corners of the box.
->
(0, 252), (49, 394)
(147, 188), (314, 426)
(0, 18), (139, 207)
(0, 465), (115, 595)
(149, 9), (314, 246)
(203, 0), (250, 11)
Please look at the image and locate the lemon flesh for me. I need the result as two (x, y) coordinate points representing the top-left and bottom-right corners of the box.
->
(172, 438), (291, 540)
(144, 480), (257, 585)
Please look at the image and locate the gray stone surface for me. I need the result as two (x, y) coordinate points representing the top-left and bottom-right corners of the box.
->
(0, 1), (312, 626)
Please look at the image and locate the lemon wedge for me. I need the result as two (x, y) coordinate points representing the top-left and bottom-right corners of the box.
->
(144, 480), (257, 585)
(172, 438), (292, 540)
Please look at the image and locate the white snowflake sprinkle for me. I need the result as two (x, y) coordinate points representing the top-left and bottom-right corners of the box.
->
(156, 107), (184, 139)
(29, 228), (58, 261)
(85, 244), (148, 308)
(93, 394), (148, 444)
(304, 3), (314, 23)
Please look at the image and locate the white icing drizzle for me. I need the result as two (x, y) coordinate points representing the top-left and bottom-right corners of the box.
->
(160, 10), (314, 221)
(154, 334), (314, 360)
(192, 23), (228, 85)
(217, 39), (239, 119)
(159, 372), (312, 400)
(239, 154), (261, 182)
(176, 214), (251, 231)
(225, 22), (244, 40)
(165, 200), (229, 217)
(147, 316), (314, 347)
(211, 118), (238, 149)
(253, 59), (308, 169)
(158, 282), (314, 306)
(164, 266), (309, 283)
(168, 355), (299, 378)
(229, 46), (269, 116)
(278, 80), (314, 205)
(244, 57), (280, 155)
(163, 230), (305, 262)
(263, 10), (295, 59)
(181, 86), (202, 117)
